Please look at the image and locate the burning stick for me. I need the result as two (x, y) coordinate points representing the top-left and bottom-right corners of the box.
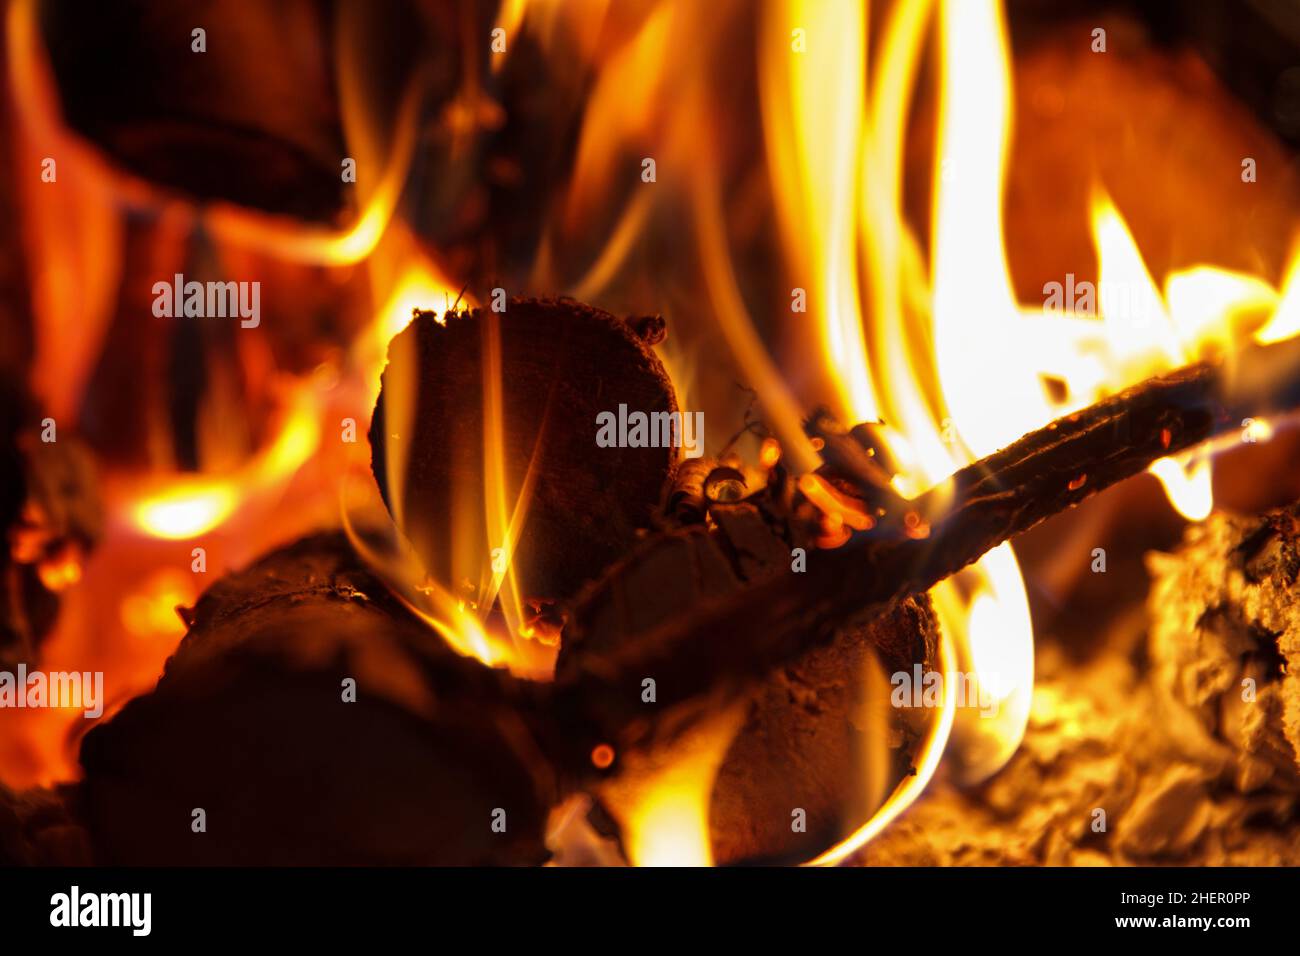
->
(550, 335), (1300, 765)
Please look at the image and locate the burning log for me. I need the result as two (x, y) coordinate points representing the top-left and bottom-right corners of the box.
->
(557, 454), (940, 864)
(79, 533), (555, 866)
(549, 334), (1300, 764)
(38, 0), (344, 220)
(369, 296), (679, 603)
(387, 314), (1300, 860)
(706, 596), (939, 865)
(36, 0), (460, 223)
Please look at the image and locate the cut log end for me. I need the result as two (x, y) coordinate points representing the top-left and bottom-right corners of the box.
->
(369, 297), (679, 604)
(708, 594), (939, 865)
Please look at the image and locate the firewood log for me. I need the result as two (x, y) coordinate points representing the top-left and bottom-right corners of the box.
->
(76, 330), (1300, 866)
(369, 297), (679, 603)
(556, 462), (939, 864)
(707, 595), (938, 865)
(79, 532), (554, 865)
(539, 335), (1300, 794)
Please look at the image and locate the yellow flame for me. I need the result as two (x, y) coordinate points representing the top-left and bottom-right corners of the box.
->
(587, 0), (1300, 858)
(376, 252), (458, 343)
(627, 773), (719, 867)
(612, 706), (746, 867)
(757, 0), (1039, 856)
(478, 309), (541, 648)
(1148, 457), (1214, 522)
(899, 0), (1035, 784)
(1256, 252), (1300, 344)
(762, 0), (875, 423)
(132, 486), (238, 540)
(346, 250), (560, 677)
(930, 1), (1030, 456)
(128, 389), (321, 540)
(861, 0), (945, 483)
(1086, 193), (1281, 518)
(809, 629), (957, 865)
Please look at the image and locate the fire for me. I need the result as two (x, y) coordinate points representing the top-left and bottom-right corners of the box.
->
(119, 570), (192, 641)
(604, 706), (747, 867)
(907, 0), (1036, 791)
(761, 0), (875, 423)
(762, 0), (1036, 857)
(126, 388), (321, 541)
(0, 0), (463, 782)
(131, 486), (238, 541)
(768, 0), (1300, 861)
(347, 252), (570, 680)
(9, 0), (1300, 866)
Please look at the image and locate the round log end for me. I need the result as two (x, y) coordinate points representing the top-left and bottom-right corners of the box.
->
(708, 595), (940, 865)
(369, 297), (679, 603)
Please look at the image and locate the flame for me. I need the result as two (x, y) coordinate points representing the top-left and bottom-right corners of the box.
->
(761, 0), (874, 422)
(131, 487), (239, 541)
(127, 388), (321, 540)
(11, 0), (1300, 865)
(602, 705), (746, 867)
(760, 0), (1035, 856)
(478, 309), (540, 647)
(911, 0), (1036, 790)
(345, 251), (561, 679)
(772, 0), (1300, 861)
(1256, 251), (1300, 344)
(120, 570), (193, 641)
(0, 0), (465, 781)
(625, 765), (721, 867)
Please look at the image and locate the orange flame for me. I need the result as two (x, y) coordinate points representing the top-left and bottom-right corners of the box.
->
(10, 0), (1300, 867)
(772, 0), (1300, 862)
